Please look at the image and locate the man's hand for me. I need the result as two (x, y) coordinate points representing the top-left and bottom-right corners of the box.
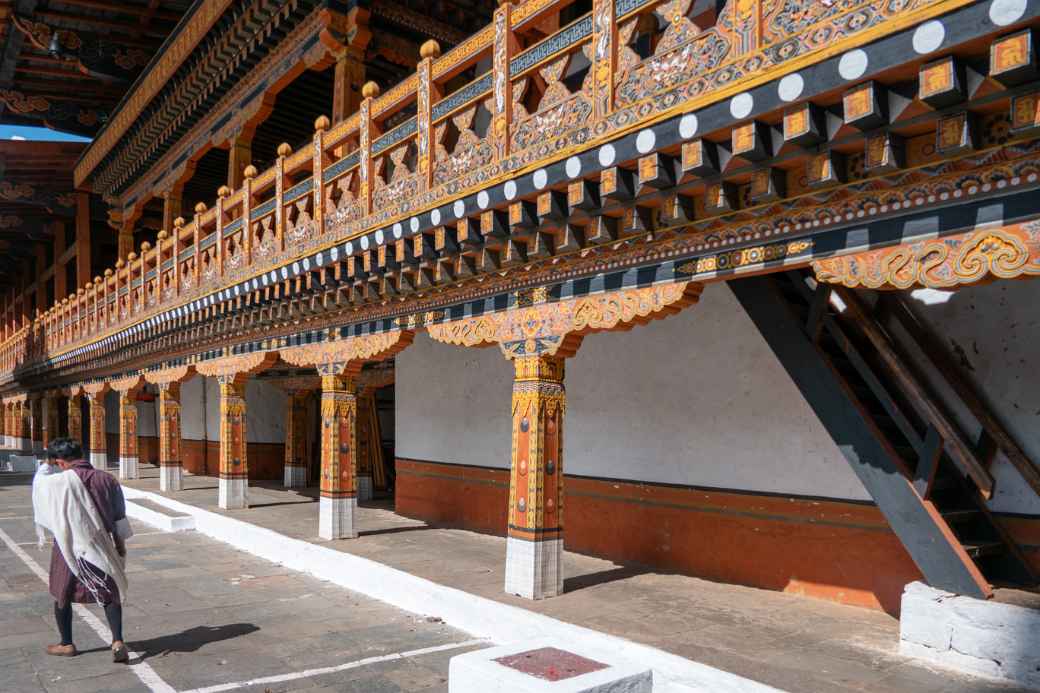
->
(115, 539), (126, 557)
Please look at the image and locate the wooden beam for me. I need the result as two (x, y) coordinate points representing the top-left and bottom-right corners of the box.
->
(75, 191), (91, 290)
(53, 219), (66, 300)
(0, 0), (39, 86)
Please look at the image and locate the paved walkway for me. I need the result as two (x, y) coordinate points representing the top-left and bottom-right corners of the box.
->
(0, 472), (485, 693)
(119, 466), (1030, 693)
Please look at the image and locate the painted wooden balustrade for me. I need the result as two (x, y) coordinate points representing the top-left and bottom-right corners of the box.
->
(0, 0), (977, 383)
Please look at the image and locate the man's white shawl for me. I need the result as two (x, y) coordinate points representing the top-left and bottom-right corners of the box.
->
(32, 463), (129, 605)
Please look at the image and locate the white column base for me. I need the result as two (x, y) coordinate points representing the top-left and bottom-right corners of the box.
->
(357, 474), (373, 501)
(505, 536), (563, 600)
(319, 496), (357, 540)
(19, 438), (31, 452)
(219, 477), (248, 509)
(119, 455), (139, 480)
(89, 452), (107, 470)
(159, 463), (183, 492)
(284, 465), (307, 489)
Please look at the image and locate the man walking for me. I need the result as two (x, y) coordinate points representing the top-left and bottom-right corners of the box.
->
(33, 437), (132, 663)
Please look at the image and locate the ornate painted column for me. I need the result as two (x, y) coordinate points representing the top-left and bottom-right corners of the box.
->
(197, 352), (278, 510)
(284, 389), (311, 488)
(41, 392), (59, 450)
(18, 400), (32, 452)
(280, 330), (414, 538)
(118, 393), (139, 480)
(30, 395), (43, 454)
(505, 354), (567, 599)
(144, 365), (193, 493)
(319, 374), (358, 540)
(2, 401), (10, 448)
(158, 383), (183, 492)
(84, 383), (109, 469)
(66, 392), (83, 450)
(217, 375), (248, 508)
(429, 281), (702, 599)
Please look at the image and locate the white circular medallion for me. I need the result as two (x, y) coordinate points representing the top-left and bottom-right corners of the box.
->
(598, 144), (616, 167)
(729, 92), (754, 119)
(478, 190), (490, 209)
(533, 169), (548, 189)
(678, 113), (698, 139)
(345, 241), (354, 254)
(302, 258), (311, 271)
(565, 156), (582, 178)
(315, 253), (323, 266)
(453, 199), (466, 218)
(990, 0), (1026, 26)
(330, 246), (339, 262)
(375, 229), (384, 244)
(839, 49), (869, 80)
(280, 267), (288, 279)
(430, 209), (441, 225)
(912, 20), (945, 54)
(636, 129), (656, 154)
(504, 180), (517, 200)
(778, 73), (804, 102)
(393, 222), (403, 238)
(292, 262), (300, 274)
(360, 236), (369, 250)
(409, 217), (420, 232)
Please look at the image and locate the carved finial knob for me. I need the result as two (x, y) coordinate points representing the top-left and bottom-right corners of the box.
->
(140, 241), (151, 252)
(217, 185), (230, 198)
(85, 282), (93, 290)
(194, 202), (207, 214)
(243, 164), (258, 179)
(277, 142), (292, 157)
(104, 269), (113, 277)
(94, 275), (103, 283)
(362, 81), (380, 99)
(115, 259), (125, 269)
(77, 288), (85, 296)
(157, 230), (168, 241)
(61, 298), (68, 305)
(420, 39), (441, 60)
(127, 252), (138, 262)
(174, 216), (185, 228)
(314, 115), (330, 132)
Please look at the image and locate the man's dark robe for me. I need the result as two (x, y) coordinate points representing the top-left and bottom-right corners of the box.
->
(47, 460), (127, 607)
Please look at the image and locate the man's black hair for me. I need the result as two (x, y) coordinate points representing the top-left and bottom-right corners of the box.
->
(47, 437), (83, 461)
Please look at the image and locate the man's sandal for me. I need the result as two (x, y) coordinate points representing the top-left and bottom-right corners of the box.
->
(112, 642), (129, 664)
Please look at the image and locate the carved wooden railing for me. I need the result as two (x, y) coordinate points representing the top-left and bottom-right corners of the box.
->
(0, 0), (972, 384)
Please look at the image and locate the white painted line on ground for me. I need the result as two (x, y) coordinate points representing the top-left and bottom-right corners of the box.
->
(125, 487), (783, 693)
(0, 526), (177, 693)
(179, 639), (489, 693)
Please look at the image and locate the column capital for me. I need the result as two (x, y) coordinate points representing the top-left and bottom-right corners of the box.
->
(143, 364), (194, 386)
(197, 351), (278, 383)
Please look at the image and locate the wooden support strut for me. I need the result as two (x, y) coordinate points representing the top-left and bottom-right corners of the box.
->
(730, 275), (993, 600)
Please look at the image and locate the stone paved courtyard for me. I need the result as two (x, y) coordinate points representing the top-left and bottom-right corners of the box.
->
(0, 472), (485, 693)
(2, 466), (1034, 693)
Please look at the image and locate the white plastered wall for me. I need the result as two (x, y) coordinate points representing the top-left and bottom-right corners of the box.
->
(397, 283), (869, 500)
(156, 374), (286, 444)
(102, 389), (157, 436)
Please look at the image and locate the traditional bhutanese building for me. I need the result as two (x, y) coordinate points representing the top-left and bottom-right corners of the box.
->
(1, 0), (1039, 618)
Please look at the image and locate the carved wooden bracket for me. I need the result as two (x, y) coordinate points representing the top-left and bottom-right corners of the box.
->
(812, 223), (1040, 291)
(110, 374), (144, 395)
(266, 375), (323, 394)
(427, 282), (702, 359)
(82, 381), (110, 397)
(279, 329), (414, 376)
(143, 364), (195, 386)
(196, 351), (279, 383)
